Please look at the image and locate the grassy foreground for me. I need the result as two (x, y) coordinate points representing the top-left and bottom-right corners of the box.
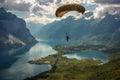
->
(25, 44), (120, 80)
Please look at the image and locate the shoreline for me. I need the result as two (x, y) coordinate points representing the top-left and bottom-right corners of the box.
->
(25, 44), (120, 80)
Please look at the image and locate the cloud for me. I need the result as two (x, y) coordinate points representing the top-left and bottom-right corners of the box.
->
(0, 0), (94, 12)
(94, 0), (120, 4)
(0, 0), (4, 3)
(84, 11), (93, 20)
(25, 14), (59, 24)
(0, 0), (31, 11)
(93, 0), (120, 19)
(1, 0), (120, 24)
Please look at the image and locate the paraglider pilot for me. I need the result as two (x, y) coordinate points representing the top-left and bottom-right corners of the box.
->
(55, 3), (85, 42)
(66, 32), (70, 42)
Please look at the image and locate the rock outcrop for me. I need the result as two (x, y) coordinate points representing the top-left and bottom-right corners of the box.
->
(0, 7), (37, 51)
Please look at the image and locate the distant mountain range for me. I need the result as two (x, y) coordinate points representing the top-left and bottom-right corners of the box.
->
(35, 12), (120, 46)
(26, 22), (43, 36)
(0, 7), (37, 51)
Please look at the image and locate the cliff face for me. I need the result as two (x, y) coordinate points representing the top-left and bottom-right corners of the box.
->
(0, 7), (37, 51)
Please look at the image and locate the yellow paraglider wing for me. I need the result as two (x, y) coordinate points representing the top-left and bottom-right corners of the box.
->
(55, 4), (85, 17)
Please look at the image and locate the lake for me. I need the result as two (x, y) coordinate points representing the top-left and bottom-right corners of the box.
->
(0, 41), (108, 80)
(63, 50), (109, 63)
(0, 42), (57, 80)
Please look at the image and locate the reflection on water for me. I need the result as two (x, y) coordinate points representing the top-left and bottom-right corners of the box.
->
(36, 39), (76, 47)
(63, 50), (109, 62)
(0, 41), (109, 80)
(0, 42), (57, 80)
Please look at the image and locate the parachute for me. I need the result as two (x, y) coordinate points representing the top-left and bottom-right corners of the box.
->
(55, 3), (85, 17)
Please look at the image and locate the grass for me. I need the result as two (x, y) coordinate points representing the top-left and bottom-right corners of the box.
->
(26, 57), (101, 80)
(25, 44), (120, 80)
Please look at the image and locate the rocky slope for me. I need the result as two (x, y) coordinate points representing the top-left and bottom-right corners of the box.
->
(0, 7), (37, 51)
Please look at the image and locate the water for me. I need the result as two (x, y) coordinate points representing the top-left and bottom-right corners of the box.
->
(0, 41), (108, 80)
(63, 50), (109, 63)
(0, 42), (57, 80)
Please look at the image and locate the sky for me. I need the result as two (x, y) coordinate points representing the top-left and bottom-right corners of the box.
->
(0, 0), (120, 25)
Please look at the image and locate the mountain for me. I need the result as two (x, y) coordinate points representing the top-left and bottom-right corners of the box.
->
(90, 14), (120, 45)
(0, 7), (37, 51)
(26, 22), (43, 36)
(35, 12), (120, 46)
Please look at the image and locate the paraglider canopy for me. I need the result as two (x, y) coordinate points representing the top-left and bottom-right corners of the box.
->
(55, 3), (85, 17)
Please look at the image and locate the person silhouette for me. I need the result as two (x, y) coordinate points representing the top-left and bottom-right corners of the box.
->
(66, 32), (70, 42)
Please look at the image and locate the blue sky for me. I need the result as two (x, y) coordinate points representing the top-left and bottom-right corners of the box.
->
(0, 0), (120, 25)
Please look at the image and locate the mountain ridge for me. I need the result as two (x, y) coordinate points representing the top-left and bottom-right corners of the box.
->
(35, 12), (120, 46)
(0, 7), (38, 51)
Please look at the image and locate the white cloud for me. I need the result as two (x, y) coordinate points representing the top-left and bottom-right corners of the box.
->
(39, 2), (57, 15)
(93, 5), (106, 19)
(1, 0), (120, 24)
(92, 0), (120, 19)
(93, 4), (120, 19)
(58, 0), (95, 5)
(25, 14), (59, 25)
(0, 0), (31, 11)
(23, 0), (36, 4)
(94, 0), (120, 4)
(0, 0), (95, 13)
